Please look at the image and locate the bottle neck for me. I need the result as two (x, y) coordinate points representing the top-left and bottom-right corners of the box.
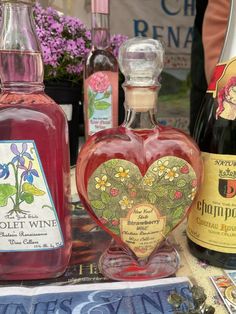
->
(91, 12), (110, 49)
(123, 86), (159, 129)
(219, 0), (236, 62)
(0, 2), (44, 92)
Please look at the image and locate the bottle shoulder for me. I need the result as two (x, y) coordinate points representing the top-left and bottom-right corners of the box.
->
(85, 48), (118, 74)
(79, 126), (201, 164)
(0, 92), (67, 123)
(194, 93), (236, 154)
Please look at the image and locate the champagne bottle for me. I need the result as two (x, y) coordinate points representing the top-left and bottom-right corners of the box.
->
(187, 0), (236, 268)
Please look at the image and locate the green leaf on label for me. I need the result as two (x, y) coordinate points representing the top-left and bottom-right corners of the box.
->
(88, 90), (93, 99)
(91, 200), (105, 210)
(106, 159), (119, 168)
(103, 209), (113, 220)
(22, 183), (45, 196)
(88, 100), (94, 119)
(177, 179), (187, 188)
(20, 193), (34, 204)
(0, 184), (17, 207)
(103, 91), (111, 98)
(109, 226), (120, 235)
(172, 206), (184, 219)
(148, 192), (157, 204)
(156, 186), (168, 197)
(94, 101), (111, 110)
(101, 191), (111, 204)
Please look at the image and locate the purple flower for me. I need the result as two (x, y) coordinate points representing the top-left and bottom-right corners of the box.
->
(0, 3), (127, 83)
(11, 143), (33, 165)
(18, 161), (39, 184)
(0, 164), (10, 179)
(111, 34), (128, 58)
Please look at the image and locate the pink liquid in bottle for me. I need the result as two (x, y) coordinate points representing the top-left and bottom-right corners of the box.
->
(0, 51), (71, 280)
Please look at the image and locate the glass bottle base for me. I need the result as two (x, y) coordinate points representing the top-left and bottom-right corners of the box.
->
(187, 238), (236, 269)
(98, 240), (180, 281)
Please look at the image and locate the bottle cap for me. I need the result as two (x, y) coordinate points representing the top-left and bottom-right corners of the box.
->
(119, 37), (164, 87)
(91, 0), (109, 14)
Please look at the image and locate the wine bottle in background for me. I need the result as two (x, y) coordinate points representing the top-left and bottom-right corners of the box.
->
(0, 0), (71, 280)
(187, 0), (236, 268)
(83, 0), (118, 139)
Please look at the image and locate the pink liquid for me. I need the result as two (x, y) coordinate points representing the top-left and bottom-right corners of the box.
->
(77, 126), (202, 239)
(0, 51), (71, 280)
(76, 126), (202, 280)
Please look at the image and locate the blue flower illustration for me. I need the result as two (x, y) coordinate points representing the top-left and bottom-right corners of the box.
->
(0, 164), (10, 179)
(18, 161), (39, 184)
(10, 143), (34, 165)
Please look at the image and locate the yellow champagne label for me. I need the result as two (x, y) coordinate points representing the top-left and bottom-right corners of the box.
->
(187, 152), (236, 253)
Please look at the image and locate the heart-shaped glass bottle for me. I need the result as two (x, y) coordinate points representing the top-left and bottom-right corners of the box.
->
(76, 37), (203, 281)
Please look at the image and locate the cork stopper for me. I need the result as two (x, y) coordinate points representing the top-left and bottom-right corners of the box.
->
(91, 0), (109, 14)
(125, 87), (158, 112)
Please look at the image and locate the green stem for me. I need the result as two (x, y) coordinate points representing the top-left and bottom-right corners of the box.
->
(7, 162), (18, 208)
(8, 161), (21, 210)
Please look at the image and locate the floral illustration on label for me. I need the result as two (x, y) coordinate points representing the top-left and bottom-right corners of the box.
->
(87, 71), (112, 134)
(217, 76), (236, 120)
(0, 141), (64, 252)
(210, 57), (236, 120)
(88, 157), (197, 258)
(0, 143), (44, 216)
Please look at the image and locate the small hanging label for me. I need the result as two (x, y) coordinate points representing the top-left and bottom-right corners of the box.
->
(0, 141), (64, 252)
(207, 57), (236, 120)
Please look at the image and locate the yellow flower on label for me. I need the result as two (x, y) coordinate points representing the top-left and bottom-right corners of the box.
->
(153, 160), (169, 176)
(95, 175), (111, 191)
(119, 196), (133, 210)
(164, 167), (179, 182)
(143, 175), (155, 186)
(115, 167), (130, 182)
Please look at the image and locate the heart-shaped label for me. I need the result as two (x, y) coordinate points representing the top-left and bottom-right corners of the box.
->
(87, 156), (197, 258)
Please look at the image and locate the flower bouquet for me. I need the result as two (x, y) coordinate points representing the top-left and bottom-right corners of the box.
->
(33, 2), (127, 85)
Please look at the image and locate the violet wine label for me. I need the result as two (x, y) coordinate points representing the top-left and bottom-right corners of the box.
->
(0, 141), (64, 252)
